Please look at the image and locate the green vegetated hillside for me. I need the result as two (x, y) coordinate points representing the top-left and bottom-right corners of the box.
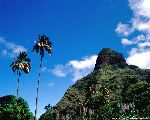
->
(39, 48), (150, 120)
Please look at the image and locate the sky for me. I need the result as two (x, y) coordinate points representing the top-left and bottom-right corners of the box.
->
(0, 0), (150, 118)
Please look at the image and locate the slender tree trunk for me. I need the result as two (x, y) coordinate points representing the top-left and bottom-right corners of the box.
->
(16, 71), (21, 98)
(35, 56), (42, 120)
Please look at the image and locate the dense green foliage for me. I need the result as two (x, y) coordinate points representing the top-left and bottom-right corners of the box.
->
(39, 48), (150, 120)
(0, 95), (34, 120)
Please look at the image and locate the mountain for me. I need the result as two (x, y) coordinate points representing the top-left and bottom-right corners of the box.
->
(94, 48), (128, 70)
(39, 48), (150, 120)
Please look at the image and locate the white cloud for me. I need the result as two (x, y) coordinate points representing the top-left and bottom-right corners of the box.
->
(72, 70), (84, 83)
(52, 55), (97, 82)
(138, 42), (150, 48)
(121, 38), (133, 45)
(121, 35), (146, 46)
(129, 0), (150, 18)
(127, 50), (150, 69)
(116, 0), (150, 69)
(137, 21), (150, 32)
(131, 18), (150, 34)
(116, 0), (150, 38)
(69, 55), (97, 70)
(134, 34), (146, 42)
(129, 48), (138, 55)
(52, 65), (68, 77)
(0, 37), (27, 57)
(6, 42), (26, 54)
(115, 23), (133, 37)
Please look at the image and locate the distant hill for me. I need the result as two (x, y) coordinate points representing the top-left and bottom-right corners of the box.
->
(39, 48), (150, 120)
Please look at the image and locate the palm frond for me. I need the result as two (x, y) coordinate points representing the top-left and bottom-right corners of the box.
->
(44, 44), (52, 54)
(10, 51), (31, 74)
(32, 44), (40, 53)
(32, 35), (52, 58)
(23, 63), (31, 74)
(24, 58), (30, 62)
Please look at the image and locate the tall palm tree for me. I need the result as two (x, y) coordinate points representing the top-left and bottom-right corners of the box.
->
(32, 35), (52, 120)
(10, 51), (31, 98)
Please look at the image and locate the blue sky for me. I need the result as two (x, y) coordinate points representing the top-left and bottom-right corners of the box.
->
(1, 0), (150, 118)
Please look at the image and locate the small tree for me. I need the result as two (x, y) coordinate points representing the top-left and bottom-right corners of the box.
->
(0, 95), (34, 120)
(10, 51), (31, 98)
(44, 104), (52, 111)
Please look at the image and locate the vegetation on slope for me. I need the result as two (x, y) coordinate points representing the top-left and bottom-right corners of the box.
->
(39, 48), (150, 120)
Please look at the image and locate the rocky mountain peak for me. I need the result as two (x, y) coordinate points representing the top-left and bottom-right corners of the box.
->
(94, 48), (128, 70)
(39, 48), (149, 120)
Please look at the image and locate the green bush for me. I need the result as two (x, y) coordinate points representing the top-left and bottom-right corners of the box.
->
(0, 95), (34, 120)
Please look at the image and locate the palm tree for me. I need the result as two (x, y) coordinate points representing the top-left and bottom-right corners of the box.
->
(32, 35), (52, 120)
(10, 51), (31, 98)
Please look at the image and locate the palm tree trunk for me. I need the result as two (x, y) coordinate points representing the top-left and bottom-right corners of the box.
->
(35, 56), (42, 120)
(16, 71), (21, 98)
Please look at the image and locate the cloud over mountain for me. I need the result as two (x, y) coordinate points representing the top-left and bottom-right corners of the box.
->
(116, 0), (150, 69)
(52, 55), (97, 82)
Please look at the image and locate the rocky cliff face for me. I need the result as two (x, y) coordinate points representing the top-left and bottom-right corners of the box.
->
(39, 48), (150, 120)
(94, 48), (128, 70)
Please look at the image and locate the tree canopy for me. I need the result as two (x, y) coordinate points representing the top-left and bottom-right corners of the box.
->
(0, 95), (34, 120)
